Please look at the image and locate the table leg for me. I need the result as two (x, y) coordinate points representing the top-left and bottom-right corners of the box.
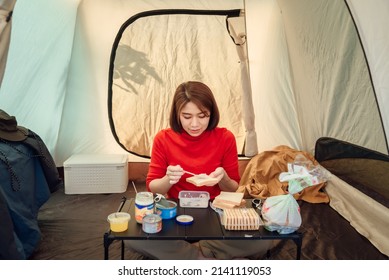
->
(292, 235), (303, 260)
(104, 232), (113, 260)
(121, 240), (125, 260)
(266, 249), (271, 259)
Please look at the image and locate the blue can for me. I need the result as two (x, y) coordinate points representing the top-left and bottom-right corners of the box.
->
(156, 200), (177, 219)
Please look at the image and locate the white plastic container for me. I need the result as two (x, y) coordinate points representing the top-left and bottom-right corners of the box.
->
(107, 212), (131, 232)
(178, 191), (210, 208)
(64, 154), (128, 194)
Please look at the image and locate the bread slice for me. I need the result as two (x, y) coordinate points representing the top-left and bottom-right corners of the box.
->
(212, 191), (244, 209)
(186, 174), (219, 187)
(222, 208), (261, 230)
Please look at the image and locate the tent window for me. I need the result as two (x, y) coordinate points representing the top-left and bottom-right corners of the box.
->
(108, 9), (250, 158)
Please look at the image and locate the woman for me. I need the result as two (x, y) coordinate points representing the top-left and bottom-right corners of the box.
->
(126, 81), (271, 259)
(147, 81), (240, 200)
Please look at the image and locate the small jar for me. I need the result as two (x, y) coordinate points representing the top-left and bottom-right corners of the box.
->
(142, 214), (162, 233)
(134, 192), (154, 224)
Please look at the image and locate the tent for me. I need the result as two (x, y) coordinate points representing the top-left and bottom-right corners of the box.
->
(0, 0), (388, 258)
(0, 0), (16, 85)
(2, 0), (388, 163)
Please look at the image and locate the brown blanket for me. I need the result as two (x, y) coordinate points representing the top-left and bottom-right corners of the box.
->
(237, 145), (329, 203)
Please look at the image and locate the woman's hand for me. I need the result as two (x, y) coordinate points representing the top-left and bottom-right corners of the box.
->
(208, 167), (239, 191)
(206, 167), (225, 186)
(166, 165), (184, 185)
(149, 165), (183, 195)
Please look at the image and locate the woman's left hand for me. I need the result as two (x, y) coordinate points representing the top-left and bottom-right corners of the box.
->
(206, 167), (225, 186)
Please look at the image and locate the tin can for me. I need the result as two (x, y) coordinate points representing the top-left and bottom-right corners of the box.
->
(135, 192), (154, 224)
(156, 200), (177, 219)
(142, 214), (162, 233)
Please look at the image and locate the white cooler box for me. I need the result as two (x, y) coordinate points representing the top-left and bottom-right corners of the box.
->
(64, 154), (128, 194)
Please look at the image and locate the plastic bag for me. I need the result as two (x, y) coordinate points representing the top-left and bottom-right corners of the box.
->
(279, 154), (331, 192)
(261, 154), (331, 234)
(261, 194), (301, 234)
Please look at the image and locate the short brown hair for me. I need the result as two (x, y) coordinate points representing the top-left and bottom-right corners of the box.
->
(169, 81), (220, 132)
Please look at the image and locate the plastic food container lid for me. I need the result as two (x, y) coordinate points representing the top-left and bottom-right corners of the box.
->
(107, 212), (131, 223)
(176, 215), (194, 225)
(107, 212), (131, 232)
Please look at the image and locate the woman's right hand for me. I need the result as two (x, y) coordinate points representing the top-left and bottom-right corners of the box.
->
(166, 165), (184, 185)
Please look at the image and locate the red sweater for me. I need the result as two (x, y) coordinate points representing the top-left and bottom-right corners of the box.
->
(146, 127), (240, 199)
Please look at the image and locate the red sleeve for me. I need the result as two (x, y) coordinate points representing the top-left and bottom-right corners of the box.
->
(146, 131), (168, 190)
(221, 130), (240, 184)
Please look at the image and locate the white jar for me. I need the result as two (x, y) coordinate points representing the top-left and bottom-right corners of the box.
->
(134, 192), (154, 224)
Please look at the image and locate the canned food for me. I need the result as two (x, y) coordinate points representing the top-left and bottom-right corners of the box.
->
(142, 214), (162, 233)
(156, 200), (177, 219)
(135, 192), (154, 224)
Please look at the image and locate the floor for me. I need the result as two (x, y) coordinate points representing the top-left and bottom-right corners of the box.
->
(30, 180), (146, 260)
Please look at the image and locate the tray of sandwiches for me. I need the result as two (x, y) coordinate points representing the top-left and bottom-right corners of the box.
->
(211, 191), (264, 230)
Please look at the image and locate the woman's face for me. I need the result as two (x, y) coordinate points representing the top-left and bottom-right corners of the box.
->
(179, 101), (210, 137)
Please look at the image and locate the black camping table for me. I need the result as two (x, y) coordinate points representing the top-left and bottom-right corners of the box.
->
(103, 197), (303, 260)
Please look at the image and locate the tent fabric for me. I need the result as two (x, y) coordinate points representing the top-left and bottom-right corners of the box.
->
(0, 0), (16, 86)
(227, 14), (259, 156)
(0, 0), (80, 163)
(315, 137), (389, 208)
(326, 175), (389, 257)
(1, 0), (249, 165)
(247, 0), (387, 155)
(0, 0), (389, 259)
(0, 0), (388, 165)
(346, 0), (389, 142)
(109, 8), (248, 158)
(315, 137), (389, 256)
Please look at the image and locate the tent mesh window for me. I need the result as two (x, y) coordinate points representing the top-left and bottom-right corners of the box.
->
(108, 9), (247, 158)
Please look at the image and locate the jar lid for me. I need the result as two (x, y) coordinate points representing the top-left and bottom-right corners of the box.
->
(143, 213), (162, 224)
(176, 215), (194, 225)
